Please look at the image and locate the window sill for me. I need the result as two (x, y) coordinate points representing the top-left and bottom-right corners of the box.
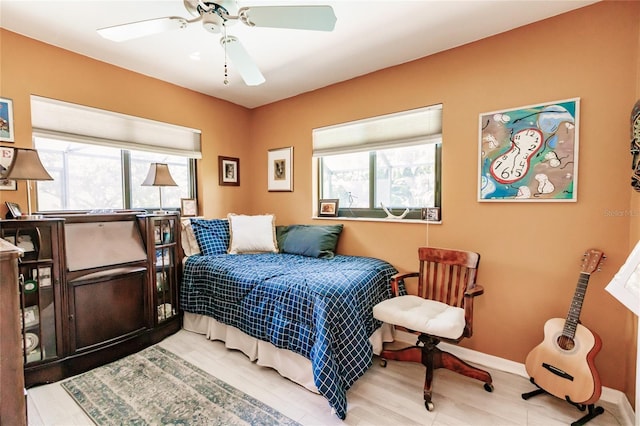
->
(312, 216), (442, 225)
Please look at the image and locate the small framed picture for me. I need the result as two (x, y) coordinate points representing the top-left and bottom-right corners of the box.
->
(0, 97), (15, 143)
(5, 201), (22, 218)
(318, 199), (339, 217)
(421, 207), (441, 222)
(268, 147), (293, 192)
(1, 147), (16, 191)
(21, 305), (40, 329)
(180, 198), (198, 217)
(219, 156), (240, 186)
(38, 266), (52, 288)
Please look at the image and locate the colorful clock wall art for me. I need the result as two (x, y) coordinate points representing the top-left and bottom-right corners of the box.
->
(479, 98), (579, 202)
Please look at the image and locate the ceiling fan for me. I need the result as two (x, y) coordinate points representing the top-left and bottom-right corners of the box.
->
(97, 0), (337, 86)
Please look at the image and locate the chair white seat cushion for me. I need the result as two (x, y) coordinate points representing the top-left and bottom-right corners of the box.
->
(373, 295), (465, 340)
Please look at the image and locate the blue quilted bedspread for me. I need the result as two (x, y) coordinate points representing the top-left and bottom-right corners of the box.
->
(180, 253), (396, 419)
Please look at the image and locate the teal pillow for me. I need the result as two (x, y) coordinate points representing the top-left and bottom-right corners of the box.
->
(275, 225), (288, 250)
(279, 224), (343, 258)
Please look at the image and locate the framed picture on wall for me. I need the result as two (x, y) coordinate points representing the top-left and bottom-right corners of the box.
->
(0, 97), (15, 143)
(267, 147), (293, 192)
(0, 146), (16, 190)
(478, 98), (579, 202)
(218, 156), (239, 186)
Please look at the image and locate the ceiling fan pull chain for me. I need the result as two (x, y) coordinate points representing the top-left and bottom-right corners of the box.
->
(223, 25), (229, 85)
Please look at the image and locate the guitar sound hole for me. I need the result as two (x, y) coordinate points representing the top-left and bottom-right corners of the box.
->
(557, 335), (575, 350)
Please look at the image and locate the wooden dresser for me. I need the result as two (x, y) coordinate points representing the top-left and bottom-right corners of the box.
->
(0, 238), (26, 426)
(0, 212), (181, 388)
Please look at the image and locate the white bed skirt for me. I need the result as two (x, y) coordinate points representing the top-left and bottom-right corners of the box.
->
(182, 312), (395, 394)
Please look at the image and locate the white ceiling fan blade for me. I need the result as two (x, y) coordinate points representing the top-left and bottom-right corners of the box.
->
(98, 17), (188, 42)
(221, 36), (265, 86)
(239, 6), (336, 31)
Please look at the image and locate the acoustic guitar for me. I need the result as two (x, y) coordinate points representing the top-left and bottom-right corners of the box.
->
(524, 248), (605, 405)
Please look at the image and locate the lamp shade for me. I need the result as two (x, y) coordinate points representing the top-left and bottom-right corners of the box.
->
(141, 163), (177, 187)
(5, 148), (53, 181)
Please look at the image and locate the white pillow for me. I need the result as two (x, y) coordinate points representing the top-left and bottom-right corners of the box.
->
(180, 218), (201, 257)
(227, 214), (278, 254)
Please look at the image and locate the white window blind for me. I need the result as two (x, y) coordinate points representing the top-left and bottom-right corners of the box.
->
(30, 95), (202, 159)
(312, 104), (442, 156)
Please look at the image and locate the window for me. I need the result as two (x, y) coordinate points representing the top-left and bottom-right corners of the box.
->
(35, 138), (193, 211)
(30, 96), (200, 212)
(130, 150), (191, 209)
(314, 105), (442, 220)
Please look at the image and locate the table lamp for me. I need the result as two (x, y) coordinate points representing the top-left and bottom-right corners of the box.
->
(5, 148), (53, 219)
(141, 163), (177, 214)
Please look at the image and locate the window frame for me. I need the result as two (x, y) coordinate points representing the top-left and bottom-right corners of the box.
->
(34, 138), (196, 213)
(313, 104), (443, 221)
(317, 143), (441, 220)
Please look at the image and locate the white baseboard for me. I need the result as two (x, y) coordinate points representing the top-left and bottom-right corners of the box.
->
(394, 330), (635, 425)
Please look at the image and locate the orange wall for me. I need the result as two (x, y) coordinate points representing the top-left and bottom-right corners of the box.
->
(1, 1), (638, 404)
(248, 1), (639, 401)
(626, 1), (640, 408)
(0, 29), (253, 217)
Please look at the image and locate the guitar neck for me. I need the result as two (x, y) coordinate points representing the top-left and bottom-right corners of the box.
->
(562, 272), (590, 338)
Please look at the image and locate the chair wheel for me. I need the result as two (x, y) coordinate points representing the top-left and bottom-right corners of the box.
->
(484, 383), (494, 392)
(425, 401), (434, 411)
(380, 359), (387, 368)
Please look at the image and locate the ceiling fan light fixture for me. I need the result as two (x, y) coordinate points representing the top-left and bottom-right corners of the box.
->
(202, 11), (224, 33)
(184, 0), (237, 18)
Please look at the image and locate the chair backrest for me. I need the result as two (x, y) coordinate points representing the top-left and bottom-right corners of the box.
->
(417, 247), (480, 309)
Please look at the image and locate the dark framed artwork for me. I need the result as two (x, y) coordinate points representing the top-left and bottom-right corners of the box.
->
(218, 156), (239, 186)
(318, 199), (339, 217)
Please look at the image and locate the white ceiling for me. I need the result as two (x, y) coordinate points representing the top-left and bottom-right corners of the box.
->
(1, 0), (598, 109)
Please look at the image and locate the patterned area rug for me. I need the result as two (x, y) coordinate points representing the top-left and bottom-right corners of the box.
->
(61, 345), (300, 425)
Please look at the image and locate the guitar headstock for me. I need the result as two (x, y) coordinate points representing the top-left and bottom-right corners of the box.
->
(581, 248), (605, 274)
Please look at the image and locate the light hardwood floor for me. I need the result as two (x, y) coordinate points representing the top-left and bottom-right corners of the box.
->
(27, 329), (629, 425)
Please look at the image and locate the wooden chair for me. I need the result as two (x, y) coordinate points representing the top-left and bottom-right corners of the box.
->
(373, 247), (493, 410)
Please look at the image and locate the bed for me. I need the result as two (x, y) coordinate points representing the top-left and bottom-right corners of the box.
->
(178, 215), (397, 419)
